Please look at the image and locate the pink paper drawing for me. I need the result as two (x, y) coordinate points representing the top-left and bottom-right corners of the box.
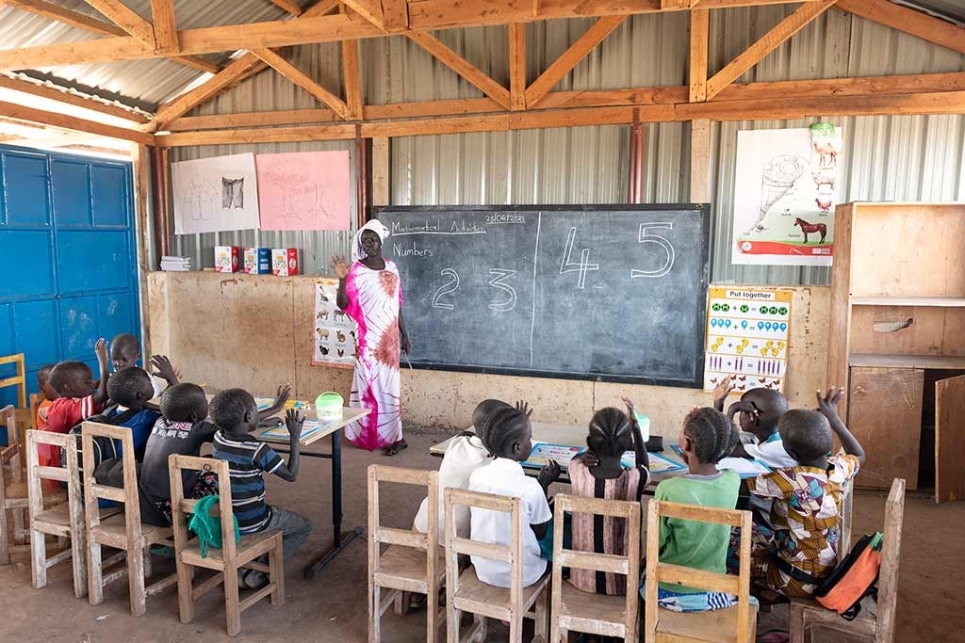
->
(256, 151), (351, 231)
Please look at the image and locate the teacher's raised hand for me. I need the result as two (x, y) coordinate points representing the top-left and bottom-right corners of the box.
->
(330, 255), (350, 279)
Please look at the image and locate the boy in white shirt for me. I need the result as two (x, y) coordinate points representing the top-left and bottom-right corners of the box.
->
(468, 406), (560, 588)
(714, 377), (796, 468)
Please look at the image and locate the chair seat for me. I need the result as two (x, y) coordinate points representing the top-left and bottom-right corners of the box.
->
(559, 581), (631, 629)
(454, 567), (549, 617)
(655, 604), (758, 643)
(92, 512), (172, 546)
(181, 529), (280, 568)
(375, 544), (445, 590)
(35, 502), (120, 528)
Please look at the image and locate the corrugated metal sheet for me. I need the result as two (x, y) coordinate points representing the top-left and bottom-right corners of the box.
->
(170, 9), (964, 286)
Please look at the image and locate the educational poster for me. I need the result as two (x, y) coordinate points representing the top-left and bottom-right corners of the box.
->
(312, 278), (356, 368)
(703, 287), (792, 394)
(171, 153), (260, 234)
(256, 151), (351, 231)
(732, 124), (843, 266)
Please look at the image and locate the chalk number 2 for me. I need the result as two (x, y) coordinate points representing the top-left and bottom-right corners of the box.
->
(432, 268), (460, 310)
(431, 268), (518, 312)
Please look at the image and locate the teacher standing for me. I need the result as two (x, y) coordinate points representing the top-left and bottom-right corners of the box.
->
(331, 220), (411, 455)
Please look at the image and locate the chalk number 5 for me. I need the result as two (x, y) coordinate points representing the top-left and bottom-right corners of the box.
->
(631, 222), (675, 279)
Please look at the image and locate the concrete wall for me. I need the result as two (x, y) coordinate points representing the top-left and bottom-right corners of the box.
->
(147, 271), (829, 441)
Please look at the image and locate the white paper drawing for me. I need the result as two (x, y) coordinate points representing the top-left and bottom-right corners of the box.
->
(172, 153), (261, 234)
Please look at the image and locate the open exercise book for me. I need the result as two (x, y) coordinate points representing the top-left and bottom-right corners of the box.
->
(260, 418), (333, 442)
(669, 444), (772, 479)
(522, 441), (686, 475)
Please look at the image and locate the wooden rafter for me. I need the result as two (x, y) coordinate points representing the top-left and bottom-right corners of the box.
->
(406, 31), (512, 111)
(341, 0), (385, 30)
(837, 0), (965, 56)
(508, 24), (526, 111)
(381, 0), (408, 32)
(0, 98), (152, 143)
(689, 8), (708, 102)
(266, 0), (304, 16)
(341, 38), (363, 120)
(2, 0), (218, 74)
(252, 48), (350, 120)
(83, 0), (156, 46)
(0, 74), (147, 122)
(524, 16), (626, 108)
(150, 0), (179, 54)
(705, 0), (837, 100)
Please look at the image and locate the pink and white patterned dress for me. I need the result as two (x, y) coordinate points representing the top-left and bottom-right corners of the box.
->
(343, 260), (403, 450)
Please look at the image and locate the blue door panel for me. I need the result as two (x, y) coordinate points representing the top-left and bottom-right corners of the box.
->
(0, 230), (55, 298)
(51, 159), (92, 226)
(3, 152), (51, 226)
(13, 298), (60, 370)
(91, 164), (128, 227)
(98, 292), (136, 344)
(0, 302), (13, 356)
(56, 230), (131, 293)
(60, 294), (100, 360)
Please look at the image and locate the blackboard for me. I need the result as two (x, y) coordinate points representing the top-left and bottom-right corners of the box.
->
(376, 205), (710, 388)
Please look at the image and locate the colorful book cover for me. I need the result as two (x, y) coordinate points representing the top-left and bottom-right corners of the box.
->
(670, 444), (772, 479)
(522, 442), (586, 470)
(620, 450), (687, 474)
(260, 418), (330, 442)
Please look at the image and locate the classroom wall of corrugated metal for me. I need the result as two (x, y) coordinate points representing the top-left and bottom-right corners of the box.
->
(168, 6), (965, 284)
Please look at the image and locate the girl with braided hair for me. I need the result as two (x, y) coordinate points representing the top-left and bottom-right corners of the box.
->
(644, 407), (744, 612)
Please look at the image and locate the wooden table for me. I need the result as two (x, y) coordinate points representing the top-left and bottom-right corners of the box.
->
(258, 406), (370, 579)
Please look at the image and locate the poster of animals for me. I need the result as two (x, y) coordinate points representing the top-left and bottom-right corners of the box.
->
(256, 151), (351, 231)
(702, 287), (792, 394)
(171, 153), (261, 234)
(732, 124), (843, 266)
(312, 278), (356, 368)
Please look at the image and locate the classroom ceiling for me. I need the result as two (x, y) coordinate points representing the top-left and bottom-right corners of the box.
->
(898, 0), (965, 24)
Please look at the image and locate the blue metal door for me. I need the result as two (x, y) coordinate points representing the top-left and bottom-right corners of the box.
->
(0, 145), (140, 414)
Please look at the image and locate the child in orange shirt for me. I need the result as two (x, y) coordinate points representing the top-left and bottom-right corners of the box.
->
(34, 364), (58, 431)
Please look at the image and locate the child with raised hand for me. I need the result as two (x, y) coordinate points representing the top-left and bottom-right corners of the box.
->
(46, 339), (110, 437)
(645, 407), (742, 612)
(211, 388), (311, 588)
(566, 398), (650, 596)
(741, 387), (865, 599)
(724, 385), (796, 469)
(468, 406), (560, 588)
(101, 366), (161, 461)
(110, 332), (180, 398)
(413, 398), (530, 538)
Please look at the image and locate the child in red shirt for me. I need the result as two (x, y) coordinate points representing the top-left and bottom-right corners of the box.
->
(43, 339), (110, 466)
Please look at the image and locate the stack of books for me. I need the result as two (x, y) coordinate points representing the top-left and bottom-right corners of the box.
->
(160, 256), (192, 272)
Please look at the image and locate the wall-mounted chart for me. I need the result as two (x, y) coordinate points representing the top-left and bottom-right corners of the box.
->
(703, 287), (792, 394)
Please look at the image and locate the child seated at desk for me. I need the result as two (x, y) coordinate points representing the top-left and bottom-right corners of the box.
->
(211, 388), (311, 589)
(35, 364), (58, 431)
(101, 366), (161, 461)
(468, 407), (560, 588)
(737, 388), (865, 599)
(43, 339), (110, 466)
(566, 399), (649, 596)
(109, 332), (179, 398)
(644, 407), (741, 612)
(714, 376), (795, 469)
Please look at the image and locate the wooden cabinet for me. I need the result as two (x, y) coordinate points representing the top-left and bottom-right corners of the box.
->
(827, 203), (965, 501)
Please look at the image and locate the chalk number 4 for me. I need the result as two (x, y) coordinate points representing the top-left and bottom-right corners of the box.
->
(560, 228), (600, 289)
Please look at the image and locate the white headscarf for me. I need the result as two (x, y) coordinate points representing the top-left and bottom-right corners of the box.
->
(352, 220), (390, 263)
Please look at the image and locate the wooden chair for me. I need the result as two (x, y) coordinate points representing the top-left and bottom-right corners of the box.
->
(169, 454), (284, 637)
(1, 404), (29, 564)
(644, 500), (757, 643)
(367, 464), (444, 643)
(789, 478), (906, 643)
(549, 494), (641, 642)
(25, 429), (109, 596)
(444, 487), (550, 643)
(0, 354), (29, 448)
(82, 420), (178, 616)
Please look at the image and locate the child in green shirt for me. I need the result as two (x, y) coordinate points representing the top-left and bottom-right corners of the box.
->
(643, 407), (745, 612)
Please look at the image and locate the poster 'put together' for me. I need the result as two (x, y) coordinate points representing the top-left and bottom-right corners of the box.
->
(312, 278), (356, 368)
(732, 124), (843, 267)
(703, 287), (792, 395)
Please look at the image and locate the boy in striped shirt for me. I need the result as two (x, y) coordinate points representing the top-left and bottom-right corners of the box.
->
(211, 388), (311, 588)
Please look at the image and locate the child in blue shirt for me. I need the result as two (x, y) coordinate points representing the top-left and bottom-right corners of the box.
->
(103, 366), (161, 461)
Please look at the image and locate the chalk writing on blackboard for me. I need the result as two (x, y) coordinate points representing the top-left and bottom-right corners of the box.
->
(431, 268), (460, 310)
(488, 269), (518, 312)
(631, 222), (676, 278)
(560, 227), (600, 289)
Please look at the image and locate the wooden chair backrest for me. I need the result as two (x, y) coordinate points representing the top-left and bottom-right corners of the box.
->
(877, 478), (905, 642)
(445, 488), (523, 610)
(81, 421), (139, 527)
(1, 404), (18, 458)
(367, 464), (439, 568)
(552, 494), (640, 631)
(645, 500), (754, 642)
(25, 429), (78, 515)
(169, 454), (237, 561)
(0, 354), (26, 409)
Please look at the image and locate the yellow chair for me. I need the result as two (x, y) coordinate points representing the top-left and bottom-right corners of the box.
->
(644, 500), (757, 643)
(367, 464), (444, 643)
(549, 493), (641, 642)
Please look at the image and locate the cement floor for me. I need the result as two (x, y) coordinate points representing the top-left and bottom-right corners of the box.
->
(2, 428), (964, 642)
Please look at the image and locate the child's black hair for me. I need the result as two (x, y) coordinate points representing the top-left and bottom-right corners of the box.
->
(107, 366), (152, 407)
(161, 383), (208, 423)
(481, 406), (530, 458)
(210, 388), (256, 432)
(779, 409), (832, 463)
(49, 361), (91, 395)
(742, 388), (789, 428)
(38, 364), (54, 381)
(472, 399), (511, 442)
(588, 407), (634, 457)
(683, 407), (737, 464)
(111, 333), (139, 356)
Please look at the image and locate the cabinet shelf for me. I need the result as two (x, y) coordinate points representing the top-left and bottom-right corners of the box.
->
(851, 297), (965, 307)
(849, 353), (965, 370)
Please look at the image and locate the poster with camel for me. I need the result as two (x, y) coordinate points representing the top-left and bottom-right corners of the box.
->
(256, 151), (351, 231)
(312, 278), (356, 368)
(732, 124), (843, 266)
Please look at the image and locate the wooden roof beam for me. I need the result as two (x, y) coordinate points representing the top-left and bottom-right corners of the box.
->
(508, 24), (527, 111)
(150, 0), (179, 54)
(689, 8), (709, 102)
(83, 0), (156, 46)
(381, 0), (408, 31)
(705, 0), (838, 100)
(0, 74), (148, 123)
(0, 98), (153, 143)
(837, 0), (965, 56)
(525, 16), (627, 108)
(341, 38), (363, 120)
(252, 48), (350, 119)
(341, 0), (386, 30)
(266, 0), (304, 16)
(406, 31), (512, 111)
